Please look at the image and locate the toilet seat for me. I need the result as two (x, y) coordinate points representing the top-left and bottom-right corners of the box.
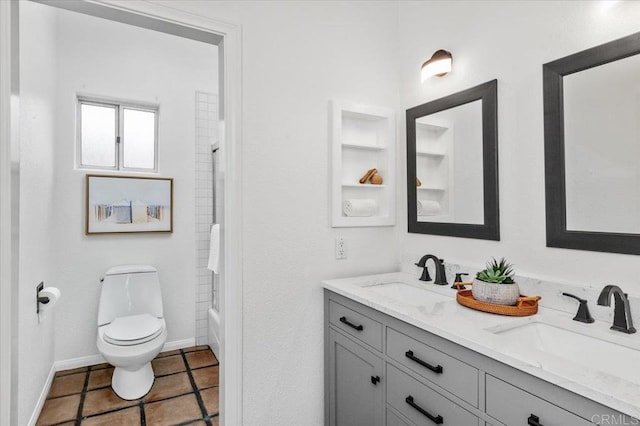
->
(103, 313), (164, 346)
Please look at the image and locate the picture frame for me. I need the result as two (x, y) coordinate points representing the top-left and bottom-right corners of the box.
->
(86, 174), (173, 234)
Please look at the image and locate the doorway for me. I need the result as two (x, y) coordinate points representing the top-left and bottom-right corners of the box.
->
(0, 1), (243, 424)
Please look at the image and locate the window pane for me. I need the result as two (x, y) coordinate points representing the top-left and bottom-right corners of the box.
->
(81, 104), (116, 167)
(123, 109), (156, 169)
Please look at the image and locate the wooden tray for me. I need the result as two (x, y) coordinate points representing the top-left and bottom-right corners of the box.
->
(455, 288), (541, 316)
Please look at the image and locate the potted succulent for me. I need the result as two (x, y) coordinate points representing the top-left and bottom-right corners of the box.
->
(472, 257), (520, 306)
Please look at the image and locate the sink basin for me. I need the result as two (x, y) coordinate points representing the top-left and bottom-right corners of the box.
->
(363, 282), (452, 306)
(490, 320), (640, 384)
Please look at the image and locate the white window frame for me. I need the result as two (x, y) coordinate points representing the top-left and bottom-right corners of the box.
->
(77, 96), (159, 173)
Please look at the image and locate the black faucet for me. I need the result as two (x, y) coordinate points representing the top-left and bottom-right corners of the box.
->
(597, 285), (636, 334)
(562, 293), (594, 323)
(415, 255), (448, 285)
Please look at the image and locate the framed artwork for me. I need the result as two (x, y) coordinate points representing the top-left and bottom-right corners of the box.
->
(86, 174), (173, 234)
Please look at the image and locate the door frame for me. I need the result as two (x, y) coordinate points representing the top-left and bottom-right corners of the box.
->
(0, 1), (244, 424)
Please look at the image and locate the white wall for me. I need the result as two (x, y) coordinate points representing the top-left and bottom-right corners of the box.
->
(18, 3), (57, 424)
(147, 2), (401, 425)
(397, 1), (640, 288)
(18, 2), (217, 365)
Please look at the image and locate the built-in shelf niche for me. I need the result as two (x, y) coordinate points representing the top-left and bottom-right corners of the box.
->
(415, 118), (454, 222)
(331, 100), (396, 227)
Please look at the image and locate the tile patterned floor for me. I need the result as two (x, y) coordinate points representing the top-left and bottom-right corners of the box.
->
(37, 346), (219, 426)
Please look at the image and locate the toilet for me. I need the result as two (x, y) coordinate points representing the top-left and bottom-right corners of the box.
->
(96, 265), (167, 400)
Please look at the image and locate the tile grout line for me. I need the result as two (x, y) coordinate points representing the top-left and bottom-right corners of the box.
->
(139, 400), (146, 426)
(180, 349), (212, 426)
(74, 367), (91, 425)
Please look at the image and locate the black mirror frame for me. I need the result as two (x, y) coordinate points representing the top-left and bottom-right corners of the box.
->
(406, 79), (499, 240)
(543, 31), (640, 255)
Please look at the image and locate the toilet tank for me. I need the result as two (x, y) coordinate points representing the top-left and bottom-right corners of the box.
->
(98, 265), (164, 326)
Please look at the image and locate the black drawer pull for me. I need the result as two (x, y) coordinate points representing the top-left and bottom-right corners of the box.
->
(405, 395), (443, 424)
(370, 375), (380, 385)
(528, 414), (544, 426)
(405, 350), (443, 374)
(339, 316), (363, 331)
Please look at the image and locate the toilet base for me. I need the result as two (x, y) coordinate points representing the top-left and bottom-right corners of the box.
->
(111, 362), (154, 400)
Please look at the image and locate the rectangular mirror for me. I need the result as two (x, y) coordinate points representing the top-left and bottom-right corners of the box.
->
(406, 79), (499, 240)
(544, 31), (640, 254)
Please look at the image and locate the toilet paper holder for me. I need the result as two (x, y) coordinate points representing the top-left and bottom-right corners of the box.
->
(36, 282), (50, 314)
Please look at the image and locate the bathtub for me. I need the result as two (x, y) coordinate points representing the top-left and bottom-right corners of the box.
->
(208, 308), (221, 360)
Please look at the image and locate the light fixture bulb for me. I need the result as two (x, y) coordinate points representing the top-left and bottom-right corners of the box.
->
(421, 50), (453, 81)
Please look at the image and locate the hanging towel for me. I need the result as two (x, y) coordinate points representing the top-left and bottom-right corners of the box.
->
(418, 200), (441, 216)
(343, 199), (377, 217)
(208, 224), (220, 273)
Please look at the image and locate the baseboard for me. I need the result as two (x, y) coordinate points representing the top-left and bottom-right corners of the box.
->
(53, 338), (195, 373)
(27, 364), (56, 426)
(54, 354), (106, 372)
(162, 337), (196, 352)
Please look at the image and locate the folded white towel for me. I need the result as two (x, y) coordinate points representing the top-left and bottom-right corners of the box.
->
(417, 200), (441, 216)
(343, 199), (377, 217)
(207, 224), (220, 273)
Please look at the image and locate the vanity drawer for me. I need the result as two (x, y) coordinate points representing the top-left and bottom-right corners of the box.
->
(387, 327), (479, 406)
(486, 375), (594, 426)
(329, 300), (382, 351)
(387, 364), (479, 426)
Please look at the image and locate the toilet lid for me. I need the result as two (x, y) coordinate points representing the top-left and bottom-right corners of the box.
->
(103, 314), (164, 346)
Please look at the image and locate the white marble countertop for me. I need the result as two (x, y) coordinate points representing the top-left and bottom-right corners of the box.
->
(322, 271), (640, 419)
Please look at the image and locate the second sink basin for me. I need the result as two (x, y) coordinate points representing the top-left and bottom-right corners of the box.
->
(489, 319), (640, 385)
(363, 282), (452, 306)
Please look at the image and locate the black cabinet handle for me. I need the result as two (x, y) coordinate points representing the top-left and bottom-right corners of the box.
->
(405, 395), (443, 424)
(339, 316), (363, 331)
(405, 350), (443, 374)
(370, 375), (380, 385)
(528, 414), (544, 426)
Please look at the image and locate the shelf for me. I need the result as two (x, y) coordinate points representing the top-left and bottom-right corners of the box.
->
(342, 184), (387, 188)
(331, 100), (396, 227)
(417, 186), (445, 191)
(416, 151), (445, 157)
(342, 143), (386, 151)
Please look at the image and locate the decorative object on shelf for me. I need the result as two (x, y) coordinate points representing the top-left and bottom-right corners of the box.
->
(421, 49), (453, 81)
(472, 257), (520, 305)
(359, 168), (378, 184)
(343, 199), (377, 217)
(370, 173), (383, 185)
(86, 174), (173, 234)
(416, 177), (422, 187)
(455, 287), (540, 316)
(417, 199), (441, 217)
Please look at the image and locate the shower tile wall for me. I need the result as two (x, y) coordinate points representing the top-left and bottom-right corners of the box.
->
(195, 91), (218, 345)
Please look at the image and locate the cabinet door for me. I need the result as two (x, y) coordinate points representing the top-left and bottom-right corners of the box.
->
(329, 329), (385, 426)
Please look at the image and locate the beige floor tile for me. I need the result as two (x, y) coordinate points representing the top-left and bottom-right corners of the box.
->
(87, 367), (113, 390)
(144, 373), (193, 403)
(144, 394), (202, 425)
(200, 387), (219, 415)
(81, 406), (141, 425)
(192, 366), (219, 389)
(185, 350), (217, 369)
(90, 363), (111, 371)
(36, 394), (80, 426)
(182, 345), (209, 353)
(82, 388), (138, 417)
(151, 354), (186, 376)
(48, 373), (86, 398)
(210, 416), (219, 426)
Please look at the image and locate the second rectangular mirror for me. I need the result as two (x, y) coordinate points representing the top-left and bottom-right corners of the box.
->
(406, 79), (499, 240)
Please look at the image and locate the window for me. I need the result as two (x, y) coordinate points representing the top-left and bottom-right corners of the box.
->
(78, 97), (158, 172)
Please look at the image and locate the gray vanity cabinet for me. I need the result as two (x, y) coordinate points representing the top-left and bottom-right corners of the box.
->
(327, 328), (384, 426)
(325, 290), (634, 426)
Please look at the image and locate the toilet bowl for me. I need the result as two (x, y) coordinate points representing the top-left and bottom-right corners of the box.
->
(96, 265), (167, 400)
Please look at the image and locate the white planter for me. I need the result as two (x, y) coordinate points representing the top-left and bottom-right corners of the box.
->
(471, 278), (520, 306)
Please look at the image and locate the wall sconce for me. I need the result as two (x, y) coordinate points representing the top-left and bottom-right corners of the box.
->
(421, 49), (453, 81)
